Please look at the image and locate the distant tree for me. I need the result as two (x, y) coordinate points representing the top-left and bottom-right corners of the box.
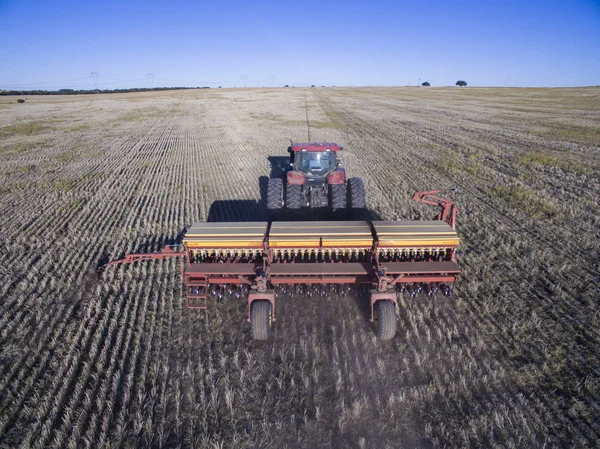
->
(456, 80), (467, 87)
(310, 85), (315, 87)
(421, 81), (430, 87)
(284, 85), (289, 88)
(17, 99), (25, 103)
(218, 86), (222, 88)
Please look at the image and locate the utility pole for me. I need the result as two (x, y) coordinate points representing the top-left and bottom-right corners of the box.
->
(146, 73), (154, 91)
(268, 74), (275, 88)
(90, 72), (99, 92)
(241, 75), (248, 88)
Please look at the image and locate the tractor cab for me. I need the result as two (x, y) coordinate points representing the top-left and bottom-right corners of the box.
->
(289, 143), (341, 177)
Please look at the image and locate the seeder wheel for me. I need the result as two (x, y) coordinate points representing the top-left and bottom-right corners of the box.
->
(250, 300), (273, 340)
(374, 300), (397, 340)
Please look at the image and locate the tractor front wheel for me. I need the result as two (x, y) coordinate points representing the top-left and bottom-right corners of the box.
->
(374, 300), (397, 340)
(250, 300), (272, 340)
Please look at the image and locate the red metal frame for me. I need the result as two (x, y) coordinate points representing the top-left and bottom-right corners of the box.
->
(370, 291), (398, 323)
(291, 143), (341, 152)
(412, 187), (458, 230)
(105, 245), (184, 266)
(287, 171), (306, 185)
(326, 170), (345, 185)
(247, 290), (276, 322)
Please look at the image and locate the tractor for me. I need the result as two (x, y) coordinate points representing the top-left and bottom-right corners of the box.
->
(266, 142), (366, 219)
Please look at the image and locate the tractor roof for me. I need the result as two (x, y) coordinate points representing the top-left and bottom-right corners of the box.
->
(291, 142), (342, 152)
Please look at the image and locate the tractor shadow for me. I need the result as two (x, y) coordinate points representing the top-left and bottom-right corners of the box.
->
(207, 199), (264, 222)
(208, 197), (380, 223)
(267, 155), (290, 178)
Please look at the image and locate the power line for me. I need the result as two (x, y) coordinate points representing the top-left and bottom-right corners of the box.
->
(0, 75), (150, 90)
(146, 73), (154, 91)
(1, 80), (202, 90)
(0, 76), (90, 88)
(1, 73), (231, 90)
(304, 90), (311, 142)
(100, 75), (147, 83)
(90, 72), (99, 91)
(152, 76), (224, 85)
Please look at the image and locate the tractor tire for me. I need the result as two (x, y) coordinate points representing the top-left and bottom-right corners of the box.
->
(250, 300), (272, 340)
(348, 177), (366, 210)
(374, 300), (397, 340)
(330, 183), (347, 217)
(286, 184), (303, 210)
(267, 178), (283, 220)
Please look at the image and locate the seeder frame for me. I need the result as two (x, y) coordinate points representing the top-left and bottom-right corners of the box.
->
(105, 189), (460, 338)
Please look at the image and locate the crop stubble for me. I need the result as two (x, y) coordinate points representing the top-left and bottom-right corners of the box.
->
(0, 87), (599, 448)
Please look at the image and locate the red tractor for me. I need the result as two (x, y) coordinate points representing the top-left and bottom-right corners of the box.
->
(267, 142), (365, 219)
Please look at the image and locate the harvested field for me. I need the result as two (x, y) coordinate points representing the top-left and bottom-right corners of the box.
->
(1, 86), (599, 448)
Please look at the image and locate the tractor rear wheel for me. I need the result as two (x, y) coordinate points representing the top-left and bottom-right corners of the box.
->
(348, 178), (366, 218)
(330, 184), (347, 217)
(374, 300), (397, 340)
(286, 184), (303, 210)
(250, 300), (272, 340)
(267, 178), (283, 220)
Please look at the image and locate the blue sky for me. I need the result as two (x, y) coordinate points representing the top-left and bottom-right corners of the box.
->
(0, 0), (599, 89)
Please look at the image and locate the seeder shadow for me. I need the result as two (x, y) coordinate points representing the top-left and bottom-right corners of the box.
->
(350, 286), (375, 331)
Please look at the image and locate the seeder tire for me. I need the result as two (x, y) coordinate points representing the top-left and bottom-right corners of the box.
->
(250, 300), (272, 340)
(330, 183), (347, 217)
(374, 300), (397, 340)
(267, 178), (283, 220)
(286, 184), (303, 210)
